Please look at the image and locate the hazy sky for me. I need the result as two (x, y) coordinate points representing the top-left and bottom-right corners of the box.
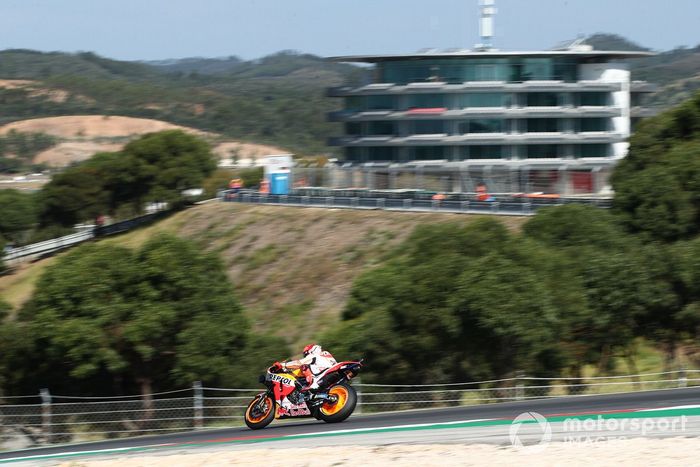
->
(1, 0), (699, 61)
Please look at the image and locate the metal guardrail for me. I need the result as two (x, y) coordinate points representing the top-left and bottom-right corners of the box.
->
(2, 370), (698, 447)
(2, 230), (95, 266)
(2, 210), (172, 266)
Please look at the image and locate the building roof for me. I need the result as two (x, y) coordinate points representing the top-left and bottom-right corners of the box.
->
(328, 49), (655, 63)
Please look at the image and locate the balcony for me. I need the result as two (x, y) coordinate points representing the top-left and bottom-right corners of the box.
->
(328, 131), (625, 147)
(327, 106), (621, 122)
(327, 80), (622, 96)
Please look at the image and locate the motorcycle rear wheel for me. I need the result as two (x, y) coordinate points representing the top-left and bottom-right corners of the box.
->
(244, 394), (275, 430)
(318, 383), (357, 423)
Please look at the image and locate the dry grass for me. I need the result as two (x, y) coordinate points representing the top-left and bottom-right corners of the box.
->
(0, 203), (527, 347)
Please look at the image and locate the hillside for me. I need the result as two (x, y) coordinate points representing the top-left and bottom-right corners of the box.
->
(0, 50), (356, 155)
(0, 203), (526, 347)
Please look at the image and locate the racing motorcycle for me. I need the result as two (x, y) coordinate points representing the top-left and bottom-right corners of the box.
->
(244, 359), (363, 430)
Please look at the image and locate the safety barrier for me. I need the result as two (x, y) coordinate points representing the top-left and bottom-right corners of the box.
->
(2, 370), (698, 448)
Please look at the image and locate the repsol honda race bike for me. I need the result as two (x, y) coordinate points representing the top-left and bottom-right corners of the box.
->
(244, 359), (363, 430)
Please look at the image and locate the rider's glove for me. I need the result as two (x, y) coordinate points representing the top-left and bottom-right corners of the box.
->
(272, 361), (283, 371)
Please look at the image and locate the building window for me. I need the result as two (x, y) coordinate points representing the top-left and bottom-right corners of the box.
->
(526, 93), (560, 107)
(365, 95), (394, 110)
(459, 119), (503, 134)
(407, 94), (445, 109)
(411, 146), (446, 160)
(345, 123), (361, 136)
(526, 118), (560, 132)
(345, 96), (362, 111)
(344, 147), (363, 162)
(464, 145), (507, 159)
(367, 121), (395, 136)
(367, 147), (396, 161)
(578, 118), (609, 132)
(577, 92), (608, 106)
(459, 93), (508, 108)
(576, 144), (610, 158)
(412, 120), (445, 134)
(526, 144), (561, 158)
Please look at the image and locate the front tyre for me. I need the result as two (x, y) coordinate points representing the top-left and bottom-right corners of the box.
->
(244, 394), (275, 430)
(318, 383), (357, 423)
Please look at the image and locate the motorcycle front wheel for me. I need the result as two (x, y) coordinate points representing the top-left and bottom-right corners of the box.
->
(244, 394), (275, 430)
(318, 383), (357, 423)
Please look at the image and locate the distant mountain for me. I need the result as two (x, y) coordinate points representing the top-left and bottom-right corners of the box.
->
(0, 49), (161, 81)
(585, 33), (651, 52)
(144, 56), (245, 75)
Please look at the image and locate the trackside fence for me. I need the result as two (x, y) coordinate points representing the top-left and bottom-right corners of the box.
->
(219, 190), (611, 216)
(1, 370), (699, 448)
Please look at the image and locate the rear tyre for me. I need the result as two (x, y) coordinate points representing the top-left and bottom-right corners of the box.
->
(318, 383), (357, 423)
(244, 394), (275, 430)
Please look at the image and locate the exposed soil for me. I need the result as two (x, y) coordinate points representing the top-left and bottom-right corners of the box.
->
(0, 115), (293, 167)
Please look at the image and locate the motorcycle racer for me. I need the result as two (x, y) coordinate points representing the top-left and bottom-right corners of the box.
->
(272, 344), (337, 414)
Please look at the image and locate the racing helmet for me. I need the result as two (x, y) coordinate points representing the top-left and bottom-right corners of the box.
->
(303, 344), (322, 357)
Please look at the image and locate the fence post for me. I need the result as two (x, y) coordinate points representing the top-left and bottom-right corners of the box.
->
(193, 381), (203, 429)
(678, 368), (687, 388)
(515, 372), (524, 401)
(40, 388), (52, 444)
(354, 377), (362, 414)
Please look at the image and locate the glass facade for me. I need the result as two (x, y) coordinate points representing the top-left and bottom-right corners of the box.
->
(378, 58), (578, 84)
(331, 55), (639, 170)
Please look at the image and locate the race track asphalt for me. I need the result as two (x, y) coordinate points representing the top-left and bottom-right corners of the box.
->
(2, 386), (699, 461)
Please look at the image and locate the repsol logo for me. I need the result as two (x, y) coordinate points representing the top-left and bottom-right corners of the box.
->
(266, 373), (295, 386)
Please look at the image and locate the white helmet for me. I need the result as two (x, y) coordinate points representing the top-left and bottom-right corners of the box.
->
(303, 344), (322, 357)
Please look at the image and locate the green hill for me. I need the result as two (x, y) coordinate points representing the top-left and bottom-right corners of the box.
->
(0, 49), (361, 155)
(0, 203), (525, 347)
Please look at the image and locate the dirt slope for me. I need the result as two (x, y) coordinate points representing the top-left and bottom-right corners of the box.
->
(0, 115), (292, 168)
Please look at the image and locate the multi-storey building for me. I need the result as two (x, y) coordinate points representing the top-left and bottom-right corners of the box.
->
(326, 44), (656, 195)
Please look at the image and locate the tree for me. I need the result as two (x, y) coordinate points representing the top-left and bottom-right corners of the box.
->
(612, 92), (700, 241)
(325, 219), (587, 385)
(17, 234), (282, 397)
(0, 189), (38, 243)
(120, 130), (217, 205)
(39, 131), (217, 226)
(39, 164), (109, 226)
